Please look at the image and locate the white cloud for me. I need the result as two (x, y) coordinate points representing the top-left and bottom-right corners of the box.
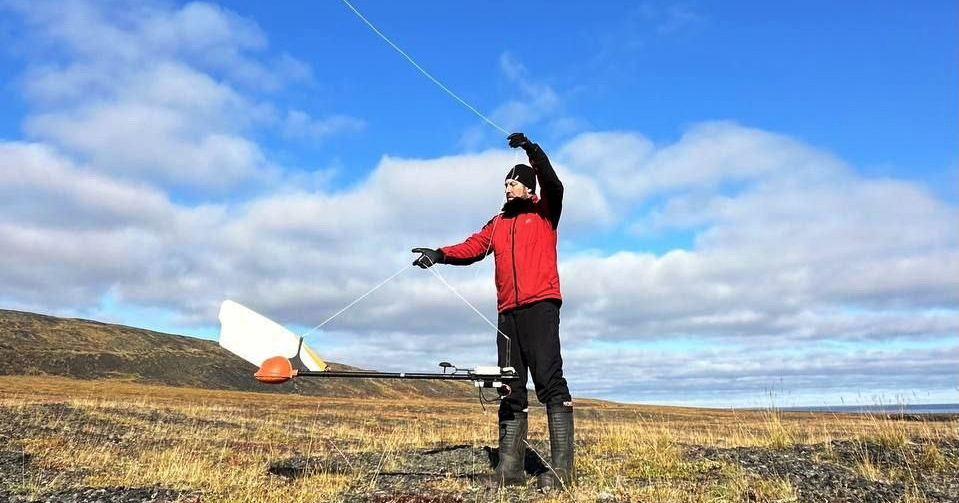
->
(3, 118), (956, 405)
(559, 122), (838, 204)
(7, 0), (358, 189)
(555, 123), (958, 346)
(460, 52), (584, 150)
(0, 140), (231, 309)
(5, 121), (955, 345)
(25, 96), (267, 189)
(0, 142), (173, 229)
(281, 110), (365, 140)
(566, 343), (958, 407)
(1, 1), (954, 407)
(490, 52), (561, 130)
(9, 0), (273, 88)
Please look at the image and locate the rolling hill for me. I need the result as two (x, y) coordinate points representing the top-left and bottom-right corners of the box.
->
(0, 308), (476, 400)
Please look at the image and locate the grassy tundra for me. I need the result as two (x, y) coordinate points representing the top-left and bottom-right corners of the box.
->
(2, 376), (956, 503)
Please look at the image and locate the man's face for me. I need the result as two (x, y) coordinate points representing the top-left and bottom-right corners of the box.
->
(505, 179), (531, 201)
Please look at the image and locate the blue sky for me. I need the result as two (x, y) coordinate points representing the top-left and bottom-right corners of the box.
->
(218, 0), (958, 185)
(0, 0), (956, 408)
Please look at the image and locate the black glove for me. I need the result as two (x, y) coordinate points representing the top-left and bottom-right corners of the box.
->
(508, 132), (531, 150)
(411, 247), (444, 269)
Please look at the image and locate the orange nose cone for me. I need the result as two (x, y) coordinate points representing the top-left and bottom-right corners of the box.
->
(255, 356), (295, 384)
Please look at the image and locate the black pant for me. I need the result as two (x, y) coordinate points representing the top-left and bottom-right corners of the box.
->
(497, 299), (571, 419)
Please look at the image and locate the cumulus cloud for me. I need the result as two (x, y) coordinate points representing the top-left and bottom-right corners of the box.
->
(1, 1), (954, 407)
(0, 142), (172, 229)
(460, 52), (584, 150)
(490, 53), (561, 130)
(556, 123), (958, 346)
(566, 343), (959, 406)
(4, 0), (358, 190)
(559, 122), (837, 204)
(3, 120), (955, 407)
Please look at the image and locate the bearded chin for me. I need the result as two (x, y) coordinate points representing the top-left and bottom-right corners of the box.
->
(502, 197), (529, 213)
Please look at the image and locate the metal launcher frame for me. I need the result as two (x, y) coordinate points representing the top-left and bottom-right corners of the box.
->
(218, 300), (517, 397)
(255, 356), (517, 390)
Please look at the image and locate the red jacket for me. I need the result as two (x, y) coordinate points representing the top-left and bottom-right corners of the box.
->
(440, 145), (563, 313)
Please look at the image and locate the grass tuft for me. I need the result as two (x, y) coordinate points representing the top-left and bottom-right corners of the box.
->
(1, 376), (956, 503)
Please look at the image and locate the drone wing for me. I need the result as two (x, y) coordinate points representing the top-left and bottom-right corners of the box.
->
(217, 300), (328, 372)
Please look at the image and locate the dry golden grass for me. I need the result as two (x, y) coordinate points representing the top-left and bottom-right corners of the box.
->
(1, 376), (956, 503)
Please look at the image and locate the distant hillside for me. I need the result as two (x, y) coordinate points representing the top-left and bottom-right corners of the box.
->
(0, 309), (474, 400)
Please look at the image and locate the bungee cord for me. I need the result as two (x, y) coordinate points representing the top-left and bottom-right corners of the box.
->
(315, 0), (529, 371)
(300, 263), (413, 338)
(336, 0), (524, 283)
(478, 149), (521, 261)
(425, 263), (512, 342)
(338, 0), (510, 134)
(298, 259), (512, 367)
(220, 4), (566, 484)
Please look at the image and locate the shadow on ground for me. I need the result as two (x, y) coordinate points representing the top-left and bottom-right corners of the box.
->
(269, 443), (553, 503)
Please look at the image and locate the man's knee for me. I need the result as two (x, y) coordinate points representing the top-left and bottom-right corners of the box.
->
(498, 399), (529, 421)
(546, 399), (573, 413)
(535, 377), (571, 408)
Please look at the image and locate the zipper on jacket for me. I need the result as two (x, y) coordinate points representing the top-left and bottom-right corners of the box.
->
(511, 217), (519, 308)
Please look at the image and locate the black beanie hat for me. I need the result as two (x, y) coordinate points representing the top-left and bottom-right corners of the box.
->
(505, 164), (536, 194)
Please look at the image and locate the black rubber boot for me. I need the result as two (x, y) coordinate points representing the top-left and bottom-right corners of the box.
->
(482, 412), (528, 490)
(537, 404), (574, 492)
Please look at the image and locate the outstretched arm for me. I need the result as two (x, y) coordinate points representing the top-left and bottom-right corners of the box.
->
(438, 215), (498, 266)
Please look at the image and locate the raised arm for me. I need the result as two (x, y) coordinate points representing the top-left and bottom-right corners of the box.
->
(509, 133), (563, 228)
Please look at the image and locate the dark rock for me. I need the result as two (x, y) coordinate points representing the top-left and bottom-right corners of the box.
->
(687, 437), (959, 503)
(1, 486), (197, 503)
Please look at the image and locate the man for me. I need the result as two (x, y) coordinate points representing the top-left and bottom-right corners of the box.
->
(411, 133), (573, 492)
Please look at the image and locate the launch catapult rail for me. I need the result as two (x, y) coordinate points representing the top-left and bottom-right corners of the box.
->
(218, 300), (517, 398)
(255, 355), (516, 389)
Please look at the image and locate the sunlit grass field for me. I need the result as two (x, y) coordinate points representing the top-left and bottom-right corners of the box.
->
(2, 376), (956, 503)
